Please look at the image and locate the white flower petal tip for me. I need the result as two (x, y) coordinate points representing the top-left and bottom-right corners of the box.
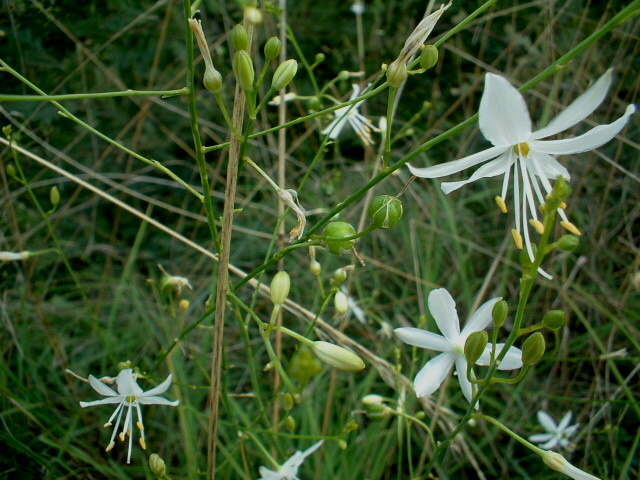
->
(408, 70), (635, 276)
(395, 288), (519, 406)
(257, 440), (324, 480)
(529, 410), (579, 450)
(321, 84), (380, 146)
(541, 450), (601, 480)
(79, 369), (179, 463)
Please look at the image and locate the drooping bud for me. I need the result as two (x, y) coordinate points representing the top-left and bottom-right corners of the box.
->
(522, 332), (545, 366)
(264, 37), (281, 60)
(231, 24), (249, 51)
(386, 60), (408, 87)
(464, 330), (488, 365)
(271, 59), (298, 91)
(289, 346), (323, 383)
(419, 45), (439, 70)
(557, 234), (580, 251)
(244, 6), (263, 25)
(203, 67), (223, 93)
(334, 291), (348, 314)
(312, 341), (365, 372)
(50, 186), (60, 209)
(149, 453), (166, 476)
(543, 310), (566, 330)
(270, 271), (291, 306)
(233, 50), (255, 92)
(368, 195), (403, 229)
(188, 18), (224, 94)
(323, 221), (356, 254)
(492, 299), (508, 328)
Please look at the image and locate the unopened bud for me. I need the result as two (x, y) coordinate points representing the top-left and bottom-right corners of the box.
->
(271, 59), (298, 91)
(368, 195), (403, 229)
(332, 268), (348, 285)
(289, 346), (323, 382)
(283, 393), (295, 410)
(522, 332), (545, 366)
(310, 260), (322, 275)
(233, 50), (255, 92)
(323, 221), (356, 254)
(118, 360), (133, 371)
(50, 186), (60, 208)
(244, 6), (263, 25)
(315, 53), (325, 64)
(543, 310), (566, 330)
(338, 439), (348, 450)
(231, 24), (249, 51)
(312, 341), (365, 372)
(264, 37), (281, 60)
(557, 234), (580, 252)
(362, 394), (388, 419)
(179, 299), (190, 312)
(334, 291), (348, 314)
(419, 45), (438, 70)
(284, 415), (296, 432)
(492, 299), (508, 328)
(149, 453), (166, 476)
(270, 271), (290, 305)
(464, 331), (488, 365)
(386, 60), (408, 87)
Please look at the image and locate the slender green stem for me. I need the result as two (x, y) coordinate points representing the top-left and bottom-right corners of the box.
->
(0, 88), (188, 102)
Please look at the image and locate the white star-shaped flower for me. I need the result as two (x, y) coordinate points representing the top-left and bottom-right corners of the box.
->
(321, 84), (380, 146)
(79, 369), (179, 463)
(257, 440), (323, 480)
(408, 70), (635, 277)
(529, 410), (580, 450)
(394, 288), (522, 405)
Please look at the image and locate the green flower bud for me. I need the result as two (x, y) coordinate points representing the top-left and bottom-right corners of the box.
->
(231, 24), (249, 51)
(310, 260), (322, 275)
(233, 50), (254, 92)
(283, 392), (295, 410)
(323, 221), (356, 254)
(338, 439), (348, 450)
(270, 271), (290, 305)
(543, 310), (566, 330)
(419, 45), (439, 70)
(464, 330), (488, 365)
(557, 234), (579, 251)
(50, 185), (60, 208)
(204, 66), (223, 93)
(492, 299), (508, 328)
(338, 70), (351, 81)
(332, 268), (348, 285)
(271, 59), (298, 91)
(264, 37), (281, 60)
(118, 360), (133, 371)
(149, 453), (166, 476)
(368, 195), (403, 229)
(315, 53), (325, 64)
(362, 394), (389, 419)
(312, 341), (365, 371)
(522, 332), (545, 366)
(289, 346), (323, 383)
(334, 291), (348, 314)
(386, 60), (408, 87)
(284, 415), (296, 432)
(244, 6), (263, 25)
(6, 164), (16, 178)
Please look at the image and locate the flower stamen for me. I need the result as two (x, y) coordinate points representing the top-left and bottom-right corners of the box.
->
(495, 196), (508, 213)
(511, 229), (524, 250)
(560, 221), (582, 236)
(515, 142), (530, 157)
(529, 219), (545, 235)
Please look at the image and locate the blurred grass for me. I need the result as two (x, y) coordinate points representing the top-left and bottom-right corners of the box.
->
(1, 0), (639, 479)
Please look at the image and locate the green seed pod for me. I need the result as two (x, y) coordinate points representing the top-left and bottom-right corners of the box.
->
(264, 37), (281, 61)
(233, 50), (254, 92)
(289, 346), (323, 383)
(386, 59), (408, 87)
(270, 270), (290, 305)
(315, 53), (325, 64)
(492, 299), (508, 328)
(284, 415), (296, 433)
(543, 310), (566, 330)
(464, 330), (488, 365)
(50, 185), (60, 208)
(283, 392), (295, 410)
(203, 66), (223, 93)
(231, 24), (249, 51)
(323, 221), (356, 254)
(310, 260), (322, 275)
(271, 59), (298, 91)
(557, 234), (579, 251)
(420, 45), (439, 70)
(312, 341), (365, 371)
(149, 453), (166, 476)
(522, 332), (545, 366)
(368, 195), (403, 229)
(332, 268), (348, 285)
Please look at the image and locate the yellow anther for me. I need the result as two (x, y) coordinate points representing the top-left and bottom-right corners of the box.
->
(136, 421), (144, 431)
(511, 229), (524, 250)
(559, 201), (567, 209)
(105, 441), (115, 452)
(103, 422), (112, 428)
(139, 438), (147, 450)
(529, 219), (545, 234)
(515, 142), (530, 157)
(119, 432), (126, 442)
(560, 221), (582, 236)
(495, 196), (508, 213)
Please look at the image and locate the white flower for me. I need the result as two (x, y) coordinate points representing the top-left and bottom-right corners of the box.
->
(394, 288), (522, 404)
(258, 440), (323, 480)
(529, 410), (580, 450)
(0, 250), (30, 261)
(321, 84), (380, 146)
(541, 450), (601, 480)
(79, 369), (179, 463)
(408, 70), (635, 276)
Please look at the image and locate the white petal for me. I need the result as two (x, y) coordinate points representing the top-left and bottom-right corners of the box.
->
(394, 327), (451, 352)
(408, 145), (507, 179)
(454, 357), (474, 404)
(440, 152), (513, 194)
(476, 343), (522, 369)
(141, 374), (173, 398)
(537, 410), (558, 432)
(529, 433), (554, 444)
(258, 466), (280, 480)
(557, 411), (574, 431)
(479, 73), (531, 146)
(530, 152), (571, 180)
(530, 104), (635, 155)
(138, 396), (180, 406)
(79, 397), (123, 407)
(282, 440), (324, 470)
(87, 375), (119, 397)
(116, 369), (144, 396)
(461, 297), (501, 336)
(539, 437), (560, 450)
(428, 288), (460, 340)
(321, 114), (348, 139)
(413, 352), (455, 397)
(531, 70), (612, 139)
